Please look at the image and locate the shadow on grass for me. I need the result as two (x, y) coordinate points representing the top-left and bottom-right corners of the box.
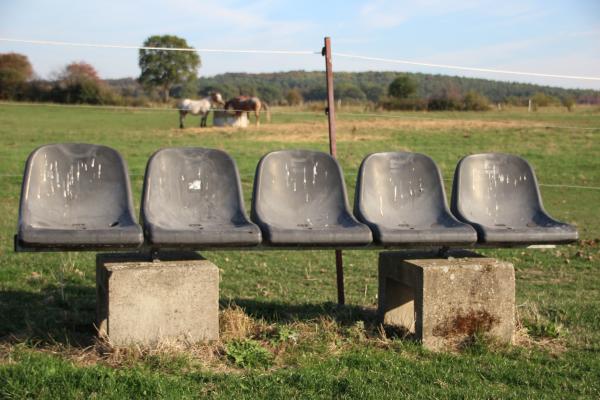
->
(223, 298), (372, 324)
(0, 285), (96, 348)
(0, 289), (412, 349)
(223, 298), (412, 340)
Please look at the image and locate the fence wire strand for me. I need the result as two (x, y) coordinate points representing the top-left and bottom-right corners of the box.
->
(0, 38), (320, 56)
(1, 37), (599, 191)
(2, 102), (598, 131)
(2, 37), (600, 82)
(332, 52), (600, 82)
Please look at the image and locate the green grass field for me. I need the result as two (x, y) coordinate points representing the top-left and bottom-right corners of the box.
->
(0, 103), (599, 399)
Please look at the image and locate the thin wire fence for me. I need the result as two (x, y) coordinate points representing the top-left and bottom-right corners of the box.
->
(0, 38), (321, 56)
(2, 101), (599, 133)
(2, 37), (600, 82)
(1, 37), (599, 191)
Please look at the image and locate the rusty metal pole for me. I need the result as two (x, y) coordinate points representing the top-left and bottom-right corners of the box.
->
(323, 37), (345, 306)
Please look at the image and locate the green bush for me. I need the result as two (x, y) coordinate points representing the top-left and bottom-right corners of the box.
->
(462, 91), (490, 111)
(561, 96), (576, 111)
(427, 96), (462, 111)
(335, 83), (366, 102)
(224, 339), (273, 369)
(379, 97), (427, 111)
(525, 320), (562, 339)
(532, 92), (559, 107)
(286, 88), (303, 106)
(50, 79), (121, 105)
(388, 75), (416, 99)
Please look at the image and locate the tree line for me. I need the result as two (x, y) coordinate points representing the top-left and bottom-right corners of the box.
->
(2, 34), (599, 111)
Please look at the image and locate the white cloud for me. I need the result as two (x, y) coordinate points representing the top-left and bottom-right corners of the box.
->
(357, 0), (542, 30)
(166, 0), (315, 46)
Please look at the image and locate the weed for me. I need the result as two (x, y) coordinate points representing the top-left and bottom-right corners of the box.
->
(224, 339), (273, 369)
(525, 320), (562, 339)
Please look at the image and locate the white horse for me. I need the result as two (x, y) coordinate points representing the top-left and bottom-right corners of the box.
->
(178, 92), (224, 128)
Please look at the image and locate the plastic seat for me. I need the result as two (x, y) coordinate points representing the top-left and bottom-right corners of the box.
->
(251, 150), (372, 247)
(451, 153), (578, 245)
(141, 147), (261, 248)
(16, 143), (143, 251)
(354, 152), (477, 247)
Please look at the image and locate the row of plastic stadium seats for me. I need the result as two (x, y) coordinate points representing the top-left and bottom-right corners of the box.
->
(15, 143), (577, 252)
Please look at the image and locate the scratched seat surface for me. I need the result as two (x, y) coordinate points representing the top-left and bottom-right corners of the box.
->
(251, 150), (372, 247)
(354, 152), (477, 247)
(141, 147), (261, 248)
(451, 153), (578, 245)
(16, 143), (143, 251)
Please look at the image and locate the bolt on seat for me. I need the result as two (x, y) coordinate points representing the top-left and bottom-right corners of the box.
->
(141, 147), (261, 248)
(354, 152), (477, 247)
(251, 150), (372, 247)
(16, 143), (143, 251)
(451, 153), (578, 246)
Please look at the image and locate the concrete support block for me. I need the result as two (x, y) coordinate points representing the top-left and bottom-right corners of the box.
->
(96, 252), (219, 346)
(378, 251), (515, 351)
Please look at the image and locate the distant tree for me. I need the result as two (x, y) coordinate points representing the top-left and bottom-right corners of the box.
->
(335, 83), (366, 102)
(304, 86), (327, 101)
(361, 84), (385, 103)
(199, 83), (237, 100)
(532, 92), (558, 107)
(285, 88), (303, 106)
(462, 91), (490, 111)
(52, 61), (119, 104)
(138, 35), (200, 102)
(236, 83), (257, 96)
(561, 95), (575, 112)
(62, 61), (100, 83)
(388, 74), (416, 99)
(257, 84), (282, 104)
(0, 53), (33, 99)
(170, 77), (198, 99)
(505, 96), (527, 107)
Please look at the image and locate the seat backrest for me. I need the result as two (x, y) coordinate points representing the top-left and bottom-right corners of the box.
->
(355, 152), (449, 226)
(142, 148), (247, 228)
(451, 153), (543, 227)
(251, 150), (351, 227)
(18, 143), (136, 229)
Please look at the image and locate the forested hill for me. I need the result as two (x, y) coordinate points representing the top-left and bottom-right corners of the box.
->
(104, 71), (600, 106)
(190, 71), (599, 104)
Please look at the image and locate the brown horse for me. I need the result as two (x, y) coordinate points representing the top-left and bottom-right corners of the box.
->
(224, 96), (270, 126)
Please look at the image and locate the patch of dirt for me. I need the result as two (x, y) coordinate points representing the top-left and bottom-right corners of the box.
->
(169, 117), (554, 143)
(512, 323), (567, 355)
(334, 117), (546, 131)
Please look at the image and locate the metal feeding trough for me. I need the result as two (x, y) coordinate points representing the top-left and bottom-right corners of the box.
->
(354, 152), (477, 247)
(141, 147), (261, 248)
(451, 153), (578, 245)
(16, 143), (143, 251)
(251, 150), (372, 247)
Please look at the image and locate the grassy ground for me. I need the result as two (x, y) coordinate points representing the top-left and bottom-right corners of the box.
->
(0, 103), (599, 399)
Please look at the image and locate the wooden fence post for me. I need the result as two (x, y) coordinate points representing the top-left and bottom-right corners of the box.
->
(323, 36), (345, 306)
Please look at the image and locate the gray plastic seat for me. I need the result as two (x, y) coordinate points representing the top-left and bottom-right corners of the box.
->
(354, 152), (477, 247)
(141, 147), (261, 248)
(16, 143), (143, 251)
(451, 153), (578, 245)
(251, 150), (372, 247)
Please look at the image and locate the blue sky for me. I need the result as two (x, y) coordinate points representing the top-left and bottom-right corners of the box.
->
(1, 0), (599, 89)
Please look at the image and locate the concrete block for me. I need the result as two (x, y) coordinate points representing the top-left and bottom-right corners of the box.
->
(96, 251), (219, 346)
(378, 250), (515, 351)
